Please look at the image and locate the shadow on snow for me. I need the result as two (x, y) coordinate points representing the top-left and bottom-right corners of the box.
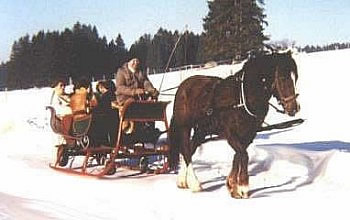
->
(195, 140), (350, 197)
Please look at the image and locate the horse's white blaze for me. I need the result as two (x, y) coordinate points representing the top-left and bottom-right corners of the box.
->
(186, 163), (202, 192)
(291, 71), (298, 94)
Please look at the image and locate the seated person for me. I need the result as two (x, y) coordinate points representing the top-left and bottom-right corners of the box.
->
(115, 58), (159, 105)
(54, 78), (94, 145)
(115, 58), (161, 144)
(50, 79), (73, 145)
(50, 79), (71, 117)
(70, 78), (95, 119)
(89, 80), (119, 148)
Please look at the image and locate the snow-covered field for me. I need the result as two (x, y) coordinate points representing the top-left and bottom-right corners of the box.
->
(1, 49), (350, 219)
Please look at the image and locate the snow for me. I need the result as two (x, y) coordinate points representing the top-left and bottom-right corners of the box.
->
(1, 49), (350, 219)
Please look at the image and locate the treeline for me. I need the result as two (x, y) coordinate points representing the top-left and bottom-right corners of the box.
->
(2, 1), (349, 90)
(1, 0), (269, 90)
(1, 22), (202, 90)
(129, 28), (201, 74)
(300, 42), (350, 53)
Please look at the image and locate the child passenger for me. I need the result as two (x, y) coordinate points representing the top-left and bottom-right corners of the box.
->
(89, 80), (119, 148)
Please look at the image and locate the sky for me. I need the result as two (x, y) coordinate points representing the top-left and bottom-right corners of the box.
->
(1, 0), (350, 63)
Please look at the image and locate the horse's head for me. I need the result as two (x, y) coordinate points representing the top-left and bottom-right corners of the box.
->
(272, 51), (300, 116)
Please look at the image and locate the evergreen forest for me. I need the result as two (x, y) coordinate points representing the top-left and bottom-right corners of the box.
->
(1, 0), (348, 90)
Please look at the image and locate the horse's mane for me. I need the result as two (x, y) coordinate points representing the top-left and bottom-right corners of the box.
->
(228, 51), (298, 82)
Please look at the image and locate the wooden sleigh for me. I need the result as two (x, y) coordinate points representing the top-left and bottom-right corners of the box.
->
(47, 100), (171, 177)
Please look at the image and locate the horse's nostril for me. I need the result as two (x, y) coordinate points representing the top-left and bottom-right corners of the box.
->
(286, 107), (298, 117)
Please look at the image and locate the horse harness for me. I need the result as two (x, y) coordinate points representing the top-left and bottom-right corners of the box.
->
(194, 72), (257, 137)
(204, 70), (257, 119)
(204, 66), (297, 121)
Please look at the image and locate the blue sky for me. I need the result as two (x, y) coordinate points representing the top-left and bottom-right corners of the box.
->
(1, 0), (350, 63)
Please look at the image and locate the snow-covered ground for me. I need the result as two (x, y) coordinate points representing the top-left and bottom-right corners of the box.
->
(1, 49), (350, 219)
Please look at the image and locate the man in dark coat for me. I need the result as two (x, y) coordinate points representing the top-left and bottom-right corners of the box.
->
(115, 58), (159, 105)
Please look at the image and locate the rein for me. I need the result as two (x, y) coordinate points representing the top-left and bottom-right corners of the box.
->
(269, 102), (285, 114)
(268, 93), (298, 115)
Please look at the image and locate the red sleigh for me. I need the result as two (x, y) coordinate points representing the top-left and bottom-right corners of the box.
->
(47, 100), (171, 177)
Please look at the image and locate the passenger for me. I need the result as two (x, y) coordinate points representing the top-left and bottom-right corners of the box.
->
(90, 80), (119, 147)
(95, 80), (116, 112)
(50, 79), (73, 143)
(115, 58), (159, 105)
(70, 78), (95, 119)
(50, 79), (71, 117)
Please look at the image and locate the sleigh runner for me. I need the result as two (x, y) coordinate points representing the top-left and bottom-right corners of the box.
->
(47, 100), (171, 177)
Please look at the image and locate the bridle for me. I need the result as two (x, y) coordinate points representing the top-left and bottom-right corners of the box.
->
(214, 63), (299, 118)
(271, 66), (299, 113)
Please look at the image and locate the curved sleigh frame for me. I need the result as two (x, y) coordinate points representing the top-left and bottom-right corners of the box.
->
(47, 100), (171, 177)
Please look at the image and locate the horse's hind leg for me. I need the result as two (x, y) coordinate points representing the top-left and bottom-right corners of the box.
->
(226, 137), (249, 199)
(176, 127), (202, 192)
(176, 127), (190, 189)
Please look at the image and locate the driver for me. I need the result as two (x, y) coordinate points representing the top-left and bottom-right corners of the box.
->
(115, 58), (159, 105)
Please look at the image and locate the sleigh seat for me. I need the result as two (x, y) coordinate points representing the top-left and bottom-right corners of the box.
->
(46, 106), (92, 146)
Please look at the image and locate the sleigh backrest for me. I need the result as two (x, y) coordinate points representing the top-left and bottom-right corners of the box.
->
(46, 106), (92, 137)
(72, 114), (92, 137)
(121, 101), (170, 122)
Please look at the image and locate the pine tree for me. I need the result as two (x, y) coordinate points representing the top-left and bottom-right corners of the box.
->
(114, 34), (128, 68)
(173, 30), (201, 68)
(129, 34), (152, 72)
(146, 28), (174, 72)
(202, 0), (268, 61)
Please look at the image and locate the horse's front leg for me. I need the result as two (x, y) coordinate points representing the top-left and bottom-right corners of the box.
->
(226, 137), (249, 199)
(227, 150), (249, 198)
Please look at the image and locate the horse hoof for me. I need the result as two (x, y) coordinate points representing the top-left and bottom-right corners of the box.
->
(229, 185), (249, 199)
(177, 182), (188, 189)
(176, 178), (188, 189)
(237, 185), (249, 199)
(189, 183), (202, 192)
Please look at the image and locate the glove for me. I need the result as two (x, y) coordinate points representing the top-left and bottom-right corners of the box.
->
(134, 88), (145, 96)
(150, 88), (159, 98)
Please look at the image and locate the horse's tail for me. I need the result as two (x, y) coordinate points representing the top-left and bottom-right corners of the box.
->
(168, 116), (180, 171)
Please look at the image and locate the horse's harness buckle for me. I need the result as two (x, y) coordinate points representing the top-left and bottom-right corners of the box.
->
(206, 108), (214, 116)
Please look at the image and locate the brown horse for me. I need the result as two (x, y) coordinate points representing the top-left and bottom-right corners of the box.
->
(169, 51), (300, 198)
